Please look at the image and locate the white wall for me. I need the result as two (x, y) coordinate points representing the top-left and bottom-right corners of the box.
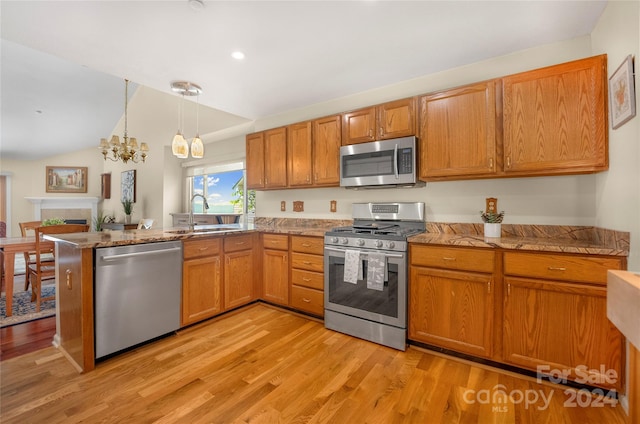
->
(591, 0), (640, 271)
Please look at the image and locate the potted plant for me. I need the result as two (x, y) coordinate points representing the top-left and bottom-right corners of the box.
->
(480, 210), (504, 237)
(122, 199), (134, 224)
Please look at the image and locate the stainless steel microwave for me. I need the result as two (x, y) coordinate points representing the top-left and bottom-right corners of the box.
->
(339, 136), (422, 188)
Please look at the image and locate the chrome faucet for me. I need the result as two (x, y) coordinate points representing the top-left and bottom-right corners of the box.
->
(189, 193), (210, 230)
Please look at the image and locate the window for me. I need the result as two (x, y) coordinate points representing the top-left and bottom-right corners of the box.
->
(187, 162), (255, 223)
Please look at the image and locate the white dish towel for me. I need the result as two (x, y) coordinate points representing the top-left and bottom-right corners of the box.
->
(367, 252), (386, 291)
(343, 249), (361, 284)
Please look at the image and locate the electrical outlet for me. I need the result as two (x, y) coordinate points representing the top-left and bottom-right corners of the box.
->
(330, 200), (337, 213)
(293, 201), (304, 212)
(280, 201), (286, 212)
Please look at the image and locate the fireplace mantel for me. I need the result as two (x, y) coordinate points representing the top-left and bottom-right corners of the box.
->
(26, 196), (100, 224)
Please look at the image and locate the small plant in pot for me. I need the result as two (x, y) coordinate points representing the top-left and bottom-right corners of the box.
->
(122, 199), (134, 224)
(480, 197), (504, 238)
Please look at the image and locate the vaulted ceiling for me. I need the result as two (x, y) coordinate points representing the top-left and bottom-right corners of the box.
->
(1, 0), (607, 160)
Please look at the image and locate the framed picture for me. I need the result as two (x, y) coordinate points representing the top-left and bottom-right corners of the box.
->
(46, 166), (87, 193)
(101, 173), (111, 199)
(609, 55), (636, 129)
(121, 169), (136, 203)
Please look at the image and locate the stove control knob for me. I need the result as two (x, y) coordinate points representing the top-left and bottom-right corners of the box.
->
(387, 241), (396, 249)
(357, 239), (365, 246)
(374, 240), (383, 248)
(340, 238), (349, 245)
(331, 237), (339, 243)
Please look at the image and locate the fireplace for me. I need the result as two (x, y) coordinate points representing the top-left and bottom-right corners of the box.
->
(26, 197), (100, 228)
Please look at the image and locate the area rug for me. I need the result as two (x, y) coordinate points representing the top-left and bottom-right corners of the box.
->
(0, 285), (55, 327)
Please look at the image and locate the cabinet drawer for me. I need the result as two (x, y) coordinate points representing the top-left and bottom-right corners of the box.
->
(291, 236), (324, 255)
(291, 269), (323, 290)
(503, 252), (623, 285)
(183, 238), (221, 259)
(224, 234), (254, 252)
(291, 285), (324, 316)
(263, 233), (288, 250)
(411, 245), (494, 273)
(291, 252), (323, 272)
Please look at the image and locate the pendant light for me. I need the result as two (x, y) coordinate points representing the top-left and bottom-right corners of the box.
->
(170, 81), (203, 159)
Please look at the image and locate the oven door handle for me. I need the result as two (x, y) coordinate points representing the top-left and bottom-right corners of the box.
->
(324, 246), (404, 259)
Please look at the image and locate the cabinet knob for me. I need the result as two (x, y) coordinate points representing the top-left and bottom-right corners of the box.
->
(506, 156), (511, 168)
(489, 158), (494, 169)
(65, 269), (72, 289)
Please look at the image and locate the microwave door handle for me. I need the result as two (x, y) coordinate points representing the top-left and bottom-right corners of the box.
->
(394, 143), (399, 179)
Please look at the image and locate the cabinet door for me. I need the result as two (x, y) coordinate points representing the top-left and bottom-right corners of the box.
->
(377, 97), (416, 140)
(224, 249), (254, 310)
(263, 249), (289, 306)
(342, 107), (376, 145)
(182, 255), (222, 326)
(287, 121), (313, 187)
(419, 82), (498, 179)
(264, 127), (288, 188)
(312, 115), (341, 186)
(246, 132), (265, 189)
(503, 277), (623, 390)
(409, 266), (493, 358)
(502, 55), (608, 175)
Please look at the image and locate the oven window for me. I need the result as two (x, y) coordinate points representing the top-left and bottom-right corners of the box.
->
(327, 255), (398, 318)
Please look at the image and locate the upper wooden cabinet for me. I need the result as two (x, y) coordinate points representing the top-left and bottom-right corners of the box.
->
(246, 132), (265, 189)
(312, 115), (341, 186)
(287, 121), (313, 187)
(342, 98), (416, 145)
(502, 55), (608, 176)
(246, 127), (288, 190)
(419, 81), (499, 180)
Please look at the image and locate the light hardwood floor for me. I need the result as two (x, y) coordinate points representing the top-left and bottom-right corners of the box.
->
(0, 304), (626, 423)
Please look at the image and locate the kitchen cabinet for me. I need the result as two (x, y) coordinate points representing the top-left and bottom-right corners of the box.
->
(312, 115), (341, 186)
(262, 233), (289, 306)
(290, 235), (324, 316)
(342, 98), (416, 145)
(246, 127), (288, 189)
(502, 54), (608, 176)
(502, 251), (624, 391)
(246, 132), (265, 189)
(409, 245), (496, 358)
(419, 80), (499, 180)
(224, 233), (256, 310)
(287, 121), (313, 187)
(181, 238), (223, 326)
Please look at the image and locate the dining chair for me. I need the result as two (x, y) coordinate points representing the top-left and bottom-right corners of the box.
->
(27, 224), (89, 311)
(19, 221), (55, 291)
(137, 218), (154, 229)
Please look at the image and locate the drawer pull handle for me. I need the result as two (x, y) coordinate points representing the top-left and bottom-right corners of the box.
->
(198, 247), (209, 251)
(302, 278), (311, 282)
(302, 297), (311, 303)
(442, 257), (456, 261)
(235, 241), (246, 245)
(303, 261), (312, 265)
(302, 243), (311, 247)
(271, 240), (279, 244)
(548, 267), (566, 271)
(66, 269), (72, 290)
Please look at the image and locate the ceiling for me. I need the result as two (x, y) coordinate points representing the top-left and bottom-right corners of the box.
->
(1, 0), (607, 161)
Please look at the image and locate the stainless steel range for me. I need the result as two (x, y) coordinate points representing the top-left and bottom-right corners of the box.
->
(324, 202), (425, 350)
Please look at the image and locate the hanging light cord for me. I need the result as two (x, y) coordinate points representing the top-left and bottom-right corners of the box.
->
(124, 79), (129, 141)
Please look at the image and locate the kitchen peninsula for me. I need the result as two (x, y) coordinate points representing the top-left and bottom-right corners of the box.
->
(47, 219), (629, 395)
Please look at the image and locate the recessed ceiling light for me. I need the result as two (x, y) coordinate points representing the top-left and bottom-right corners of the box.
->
(189, 0), (204, 11)
(231, 51), (245, 60)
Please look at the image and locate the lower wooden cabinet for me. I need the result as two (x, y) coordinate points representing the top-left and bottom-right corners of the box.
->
(262, 234), (289, 306)
(224, 234), (256, 310)
(409, 244), (626, 391)
(181, 238), (223, 326)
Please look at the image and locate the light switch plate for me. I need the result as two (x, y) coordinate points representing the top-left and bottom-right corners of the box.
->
(293, 201), (304, 212)
(280, 201), (286, 211)
(330, 200), (337, 213)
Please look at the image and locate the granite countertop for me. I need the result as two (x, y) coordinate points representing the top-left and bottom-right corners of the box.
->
(43, 219), (630, 257)
(409, 223), (630, 257)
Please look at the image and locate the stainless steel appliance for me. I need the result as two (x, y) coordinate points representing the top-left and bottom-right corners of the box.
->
(339, 136), (423, 188)
(95, 241), (182, 359)
(324, 202), (425, 350)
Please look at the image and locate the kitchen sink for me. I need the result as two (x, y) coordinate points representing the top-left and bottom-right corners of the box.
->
(167, 225), (243, 235)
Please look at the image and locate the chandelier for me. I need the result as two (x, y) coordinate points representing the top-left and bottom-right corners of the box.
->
(99, 79), (149, 163)
(171, 81), (204, 159)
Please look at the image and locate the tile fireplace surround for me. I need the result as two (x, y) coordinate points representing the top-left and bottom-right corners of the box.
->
(25, 197), (99, 227)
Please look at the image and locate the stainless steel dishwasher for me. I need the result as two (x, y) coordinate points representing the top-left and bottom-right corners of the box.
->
(95, 241), (182, 359)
